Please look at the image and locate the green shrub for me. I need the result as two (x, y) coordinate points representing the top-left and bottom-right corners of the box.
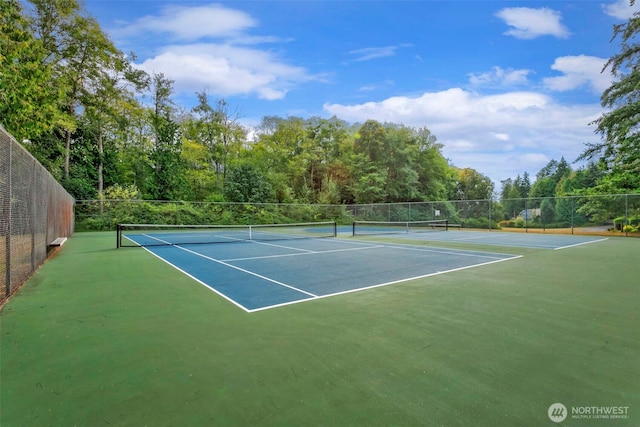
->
(463, 217), (500, 230)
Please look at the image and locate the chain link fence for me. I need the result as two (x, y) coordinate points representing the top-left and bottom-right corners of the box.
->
(75, 194), (640, 236)
(1, 127), (75, 304)
(1, 122), (636, 303)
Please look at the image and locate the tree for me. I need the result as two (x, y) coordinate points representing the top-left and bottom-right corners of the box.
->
(83, 52), (149, 197)
(500, 178), (524, 219)
(0, 0), (64, 141)
(514, 172), (531, 198)
(353, 120), (386, 164)
(180, 137), (216, 201)
(381, 125), (420, 202)
(413, 127), (454, 201)
(350, 120), (389, 203)
(27, 0), (97, 179)
(529, 176), (557, 198)
(224, 162), (274, 203)
(579, 1), (640, 192)
(189, 94), (245, 192)
(454, 168), (494, 220)
(540, 198), (556, 225)
(554, 157), (571, 183)
(455, 168), (494, 201)
(305, 116), (351, 199)
(536, 157), (571, 189)
(349, 153), (387, 204)
(147, 73), (185, 200)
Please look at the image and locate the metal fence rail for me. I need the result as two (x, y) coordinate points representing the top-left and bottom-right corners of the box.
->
(1, 127), (75, 304)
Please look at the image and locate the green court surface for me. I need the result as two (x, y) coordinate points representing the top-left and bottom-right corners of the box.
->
(1, 232), (639, 426)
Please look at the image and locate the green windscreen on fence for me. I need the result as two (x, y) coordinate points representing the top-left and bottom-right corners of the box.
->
(0, 126), (75, 303)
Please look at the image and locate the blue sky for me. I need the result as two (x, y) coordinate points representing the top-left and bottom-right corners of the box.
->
(85, 0), (639, 186)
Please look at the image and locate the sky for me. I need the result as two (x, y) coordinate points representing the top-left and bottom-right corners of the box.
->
(84, 0), (640, 187)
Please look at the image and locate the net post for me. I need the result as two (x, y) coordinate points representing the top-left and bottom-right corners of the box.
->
(116, 224), (121, 248)
(333, 221), (337, 237)
(445, 219), (449, 231)
(352, 221), (356, 236)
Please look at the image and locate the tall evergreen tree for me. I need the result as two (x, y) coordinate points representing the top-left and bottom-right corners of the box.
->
(579, 1), (640, 191)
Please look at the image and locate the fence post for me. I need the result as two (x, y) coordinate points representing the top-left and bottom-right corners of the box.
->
(625, 194), (629, 237)
(31, 159), (37, 271)
(570, 196), (574, 235)
(5, 138), (12, 297)
(488, 199), (492, 231)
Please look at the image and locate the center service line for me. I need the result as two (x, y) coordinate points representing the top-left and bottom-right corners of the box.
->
(173, 244), (319, 298)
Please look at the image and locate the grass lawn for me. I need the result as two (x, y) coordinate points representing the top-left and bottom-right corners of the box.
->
(1, 232), (639, 426)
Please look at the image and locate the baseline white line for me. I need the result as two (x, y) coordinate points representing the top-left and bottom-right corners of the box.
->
(246, 255), (524, 312)
(174, 245), (319, 298)
(554, 238), (608, 251)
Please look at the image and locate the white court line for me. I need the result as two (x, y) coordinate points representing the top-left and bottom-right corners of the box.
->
(450, 234), (510, 242)
(247, 254), (524, 313)
(136, 245), (254, 312)
(554, 237), (608, 251)
(174, 245), (319, 298)
(380, 244), (512, 260)
(222, 245), (385, 262)
(128, 233), (523, 313)
(351, 238), (518, 259)
(247, 239), (316, 253)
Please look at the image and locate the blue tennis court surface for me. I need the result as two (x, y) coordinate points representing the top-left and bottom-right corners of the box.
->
(127, 235), (520, 312)
(356, 229), (608, 250)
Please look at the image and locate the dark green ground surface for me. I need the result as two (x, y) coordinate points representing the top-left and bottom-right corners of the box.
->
(1, 232), (639, 426)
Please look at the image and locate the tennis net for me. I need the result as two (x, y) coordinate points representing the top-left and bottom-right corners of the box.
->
(352, 219), (448, 236)
(117, 221), (337, 247)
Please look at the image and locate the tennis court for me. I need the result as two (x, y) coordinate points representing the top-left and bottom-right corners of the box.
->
(351, 220), (608, 250)
(121, 223), (520, 312)
(3, 228), (638, 426)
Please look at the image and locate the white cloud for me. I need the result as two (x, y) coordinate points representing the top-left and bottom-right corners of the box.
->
(359, 80), (395, 92)
(324, 88), (603, 183)
(348, 45), (411, 62)
(114, 5), (315, 101)
(602, 0), (640, 20)
(492, 133), (510, 141)
(496, 7), (570, 39)
(520, 153), (550, 165)
(544, 55), (611, 94)
(136, 44), (312, 100)
(116, 4), (256, 41)
(469, 66), (532, 86)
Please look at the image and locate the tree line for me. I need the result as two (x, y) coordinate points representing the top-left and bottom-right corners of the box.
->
(2, 0), (639, 210)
